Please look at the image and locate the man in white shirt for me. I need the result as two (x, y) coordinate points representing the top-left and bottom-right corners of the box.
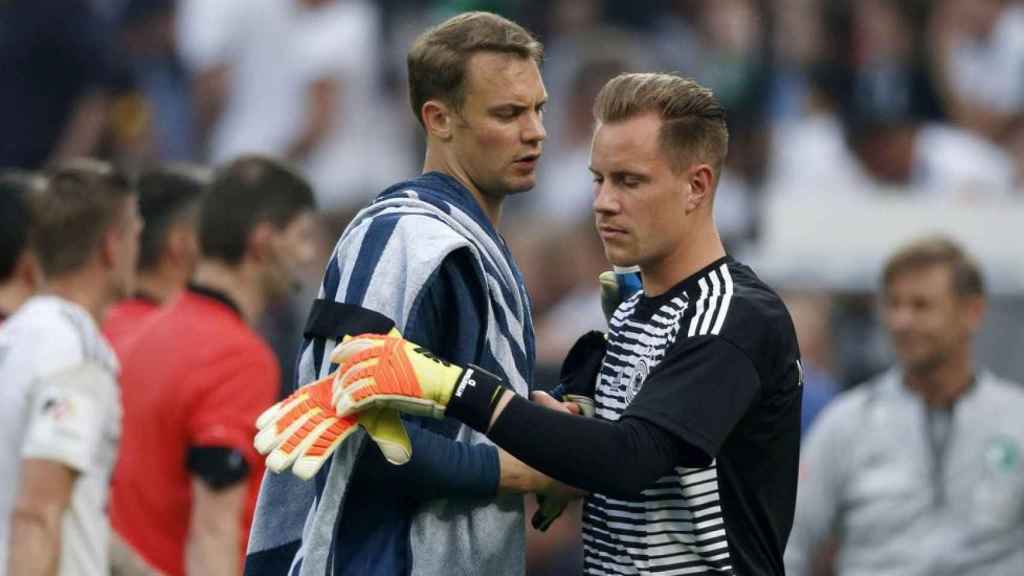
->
(0, 159), (143, 576)
(786, 236), (1024, 576)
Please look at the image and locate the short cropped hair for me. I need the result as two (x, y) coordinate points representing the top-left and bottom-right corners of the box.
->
(593, 73), (729, 175)
(0, 171), (44, 281)
(200, 156), (315, 266)
(34, 159), (135, 278)
(882, 235), (985, 298)
(407, 11), (543, 126)
(137, 165), (209, 272)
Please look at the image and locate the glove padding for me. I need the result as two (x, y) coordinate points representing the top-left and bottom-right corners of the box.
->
(332, 333), (505, 433)
(254, 338), (413, 480)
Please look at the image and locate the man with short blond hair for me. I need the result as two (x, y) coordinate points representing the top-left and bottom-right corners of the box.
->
(0, 160), (142, 576)
(245, 10), (560, 576)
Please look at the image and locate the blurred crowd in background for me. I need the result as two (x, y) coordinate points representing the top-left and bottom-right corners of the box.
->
(2, 0), (1023, 574)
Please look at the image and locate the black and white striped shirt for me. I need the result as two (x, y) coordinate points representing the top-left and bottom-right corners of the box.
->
(583, 257), (802, 576)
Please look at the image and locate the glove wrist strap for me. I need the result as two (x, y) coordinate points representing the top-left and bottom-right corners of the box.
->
(445, 364), (505, 433)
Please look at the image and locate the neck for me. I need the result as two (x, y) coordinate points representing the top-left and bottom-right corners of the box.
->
(423, 146), (503, 227)
(642, 216), (726, 297)
(0, 281), (33, 318)
(47, 269), (113, 325)
(191, 260), (265, 325)
(904, 348), (974, 408)
(134, 266), (188, 304)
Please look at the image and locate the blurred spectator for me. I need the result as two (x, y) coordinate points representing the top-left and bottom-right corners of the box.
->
(768, 0), (827, 120)
(532, 57), (628, 225)
(532, 217), (614, 367)
(103, 164), (208, 358)
(0, 1), (114, 169)
(110, 156), (317, 576)
(0, 172), (45, 322)
(114, 0), (197, 163)
(0, 160), (145, 574)
(786, 236), (1024, 575)
(782, 291), (841, 433)
(178, 0), (409, 210)
(770, 0), (1017, 201)
(929, 0), (1024, 144)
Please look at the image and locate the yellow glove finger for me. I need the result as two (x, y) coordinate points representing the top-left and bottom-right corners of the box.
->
(328, 333), (390, 365)
(358, 407), (411, 465)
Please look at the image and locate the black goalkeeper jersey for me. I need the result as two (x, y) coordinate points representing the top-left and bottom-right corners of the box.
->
(583, 256), (803, 576)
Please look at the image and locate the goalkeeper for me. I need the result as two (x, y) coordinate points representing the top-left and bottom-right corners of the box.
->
(244, 11), (572, 576)
(261, 74), (804, 576)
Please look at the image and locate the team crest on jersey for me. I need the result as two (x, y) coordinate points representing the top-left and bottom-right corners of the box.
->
(621, 356), (651, 405)
(41, 396), (74, 421)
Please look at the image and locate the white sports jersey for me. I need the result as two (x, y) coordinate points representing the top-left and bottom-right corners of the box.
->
(0, 295), (121, 576)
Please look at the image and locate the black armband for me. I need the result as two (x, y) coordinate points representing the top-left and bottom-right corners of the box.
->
(187, 446), (250, 490)
(444, 365), (506, 433)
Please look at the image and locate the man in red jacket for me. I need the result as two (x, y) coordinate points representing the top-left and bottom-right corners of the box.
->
(111, 155), (317, 575)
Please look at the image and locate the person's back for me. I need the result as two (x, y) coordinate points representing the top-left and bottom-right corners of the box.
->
(111, 287), (278, 574)
(0, 296), (121, 573)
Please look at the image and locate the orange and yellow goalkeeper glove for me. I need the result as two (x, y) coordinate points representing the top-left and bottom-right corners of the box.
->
(332, 333), (508, 433)
(254, 368), (412, 480)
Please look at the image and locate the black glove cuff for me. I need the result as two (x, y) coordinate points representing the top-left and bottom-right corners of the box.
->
(445, 364), (506, 433)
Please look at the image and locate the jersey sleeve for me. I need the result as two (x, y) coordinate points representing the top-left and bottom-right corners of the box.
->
(623, 335), (761, 461)
(21, 363), (116, 473)
(185, 347), (280, 482)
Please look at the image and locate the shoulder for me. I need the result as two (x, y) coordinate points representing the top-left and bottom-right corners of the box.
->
(977, 371), (1024, 408)
(707, 261), (799, 372)
(11, 297), (92, 377)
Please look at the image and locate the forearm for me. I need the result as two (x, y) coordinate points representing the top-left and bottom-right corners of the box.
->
(486, 394), (682, 498)
(8, 510), (61, 576)
(49, 91), (108, 163)
(110, 532), (160, 576)
(185, 520), (238, 576)
(286, 79), (335, 161)
(185, 479), (242, 576)
(358, 417), (499, 501)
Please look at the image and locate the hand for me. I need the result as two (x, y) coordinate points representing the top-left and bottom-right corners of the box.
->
(531, 390), (580, 415)
(254, 370), (412, 480)
(529, 391), (587, 531)
(331, 333), (507, 433)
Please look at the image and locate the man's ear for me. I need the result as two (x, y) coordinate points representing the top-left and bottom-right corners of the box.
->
(164, 223), (195, 265)
(963, 294), (987, 335)
(246, 221), (276, 263)
(16, 250), (44, 290)
(422, 99), (455, 141)
(684, 164), (716, 213)
(100, 226), (120, 269)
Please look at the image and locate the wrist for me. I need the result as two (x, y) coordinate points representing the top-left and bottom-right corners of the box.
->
(444, 365), (506, 433)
